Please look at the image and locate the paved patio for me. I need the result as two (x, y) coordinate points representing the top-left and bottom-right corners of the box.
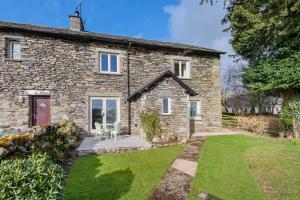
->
(77, 135), (152, 154)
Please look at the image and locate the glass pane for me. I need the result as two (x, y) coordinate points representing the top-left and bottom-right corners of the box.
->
(92, 99), (103, 129)
(190, 102), (197, 117)
(106, 99), (117, 124)
(174, 62), (180, 76)
(101, 54), (108, 72)
(181, 62), (187, 78)
(110, 54), (118, 72)
(163, 98), (169, 113)
(12, 42), (21, 59)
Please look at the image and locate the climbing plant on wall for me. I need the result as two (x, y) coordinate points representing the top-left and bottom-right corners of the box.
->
(140, 110), (162, 142)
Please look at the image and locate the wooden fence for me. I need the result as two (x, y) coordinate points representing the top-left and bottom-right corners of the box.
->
(222, 114), (280, 136)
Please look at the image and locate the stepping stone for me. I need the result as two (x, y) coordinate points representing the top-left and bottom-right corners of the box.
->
(171, 159), (198, 177)
(149, 137), (205, 200)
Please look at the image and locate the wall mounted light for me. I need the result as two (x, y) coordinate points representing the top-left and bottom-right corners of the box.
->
(19, 96), (25, 104)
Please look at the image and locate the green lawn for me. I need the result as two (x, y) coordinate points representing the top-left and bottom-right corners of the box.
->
(64, 145), (183, 200)
(189, 135), (300, 200)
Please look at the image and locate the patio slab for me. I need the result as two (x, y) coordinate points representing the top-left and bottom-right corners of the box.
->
(77, 135), (152, 154)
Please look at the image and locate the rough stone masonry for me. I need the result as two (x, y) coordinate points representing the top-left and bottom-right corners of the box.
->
(0, 20), (222, 139)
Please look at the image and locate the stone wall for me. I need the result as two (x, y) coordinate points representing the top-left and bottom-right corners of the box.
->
(0, 30), (221, 137)
(131, 78), (189, 139)
(128, 48), (222, 132)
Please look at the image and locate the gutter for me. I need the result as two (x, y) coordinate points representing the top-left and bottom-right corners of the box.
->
(127, 42), (133, 135)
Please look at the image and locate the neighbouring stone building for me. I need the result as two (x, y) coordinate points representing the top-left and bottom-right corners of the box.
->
(0, 13), (222, 139)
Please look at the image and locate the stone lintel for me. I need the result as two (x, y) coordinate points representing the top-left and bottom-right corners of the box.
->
(24, 90), (52, 96)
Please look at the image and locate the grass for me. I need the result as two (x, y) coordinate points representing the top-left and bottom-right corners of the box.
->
(64, 145), (183, 200)
(189, 135), (300, 200)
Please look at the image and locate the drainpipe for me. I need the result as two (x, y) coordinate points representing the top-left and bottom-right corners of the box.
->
(127, 42), (132, 135)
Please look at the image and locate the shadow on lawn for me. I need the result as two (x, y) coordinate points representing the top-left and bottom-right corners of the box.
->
(95, 168), (134, 200)
(66, 156), (134, 200)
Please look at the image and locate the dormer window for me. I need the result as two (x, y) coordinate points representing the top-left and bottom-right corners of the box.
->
(174, 60), (190, 79)
(100, 53), (119, 74)
(7, 40), (21, 59)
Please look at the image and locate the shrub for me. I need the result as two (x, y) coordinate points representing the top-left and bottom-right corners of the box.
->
(291, 139), (300, 145)
(0, 153), (64, 200)
(140, 110), (161, 142)
(0, 120), (79, 161)
(33, 120), (79, 162)
(235, 116), (280, 136)
(280, 102), (294, 133)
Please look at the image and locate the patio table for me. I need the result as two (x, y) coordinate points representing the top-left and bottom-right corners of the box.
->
(103, 125), (115, 140)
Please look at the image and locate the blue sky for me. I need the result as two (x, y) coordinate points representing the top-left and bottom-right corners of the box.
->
(0, 0), (234, 70)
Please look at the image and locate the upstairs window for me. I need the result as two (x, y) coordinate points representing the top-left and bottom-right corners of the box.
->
(174, 60), (190, 78)
(190, 101), (200, 118)
(162, 97), (171, 115)
(7, 40), (21, 59)
(100, 53), (119, 73)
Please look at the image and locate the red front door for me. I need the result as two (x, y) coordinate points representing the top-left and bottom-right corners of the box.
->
(32, 96), (51, 126)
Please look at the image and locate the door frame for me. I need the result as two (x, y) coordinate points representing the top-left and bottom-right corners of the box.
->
(89, 97), (120, 133)
(31, 95), (51, 126)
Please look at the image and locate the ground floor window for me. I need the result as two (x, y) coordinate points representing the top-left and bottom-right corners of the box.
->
(90, 97), (120, 131)
(162, 97), (171, 115)
(190, 101), (200, 118)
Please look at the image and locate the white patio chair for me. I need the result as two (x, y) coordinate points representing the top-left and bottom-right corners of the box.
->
(94, 122), (104, 139)
(111, 121), (121, 140)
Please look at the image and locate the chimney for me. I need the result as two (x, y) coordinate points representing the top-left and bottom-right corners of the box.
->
(69, 10), (84, 31)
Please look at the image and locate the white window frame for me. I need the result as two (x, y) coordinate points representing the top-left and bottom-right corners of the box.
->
(8, 40), (21, 59)
(162, 97), (171, 115)
(174, 60), (190, 79)
(90, 97), (120, 132)
(190, 101), (201, 119)
(99, 53), (120, 74)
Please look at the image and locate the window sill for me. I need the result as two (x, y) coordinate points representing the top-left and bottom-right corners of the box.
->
(5, 58), (23, 62)
(190, 116), (202, 120)
(178, 77), (192, 80)
(161, 113), (172, 116)
(98, 72), (122, 76)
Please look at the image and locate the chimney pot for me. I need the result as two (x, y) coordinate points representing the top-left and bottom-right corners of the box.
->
(75, 10), (80, 17)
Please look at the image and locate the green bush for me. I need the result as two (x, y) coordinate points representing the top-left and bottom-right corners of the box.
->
(0, 153), (64, 200)
(140, 110), (161, 142)
(291, 139), (300, 145)
(33, 120), (79, 162)
(280, 102), (293, 133)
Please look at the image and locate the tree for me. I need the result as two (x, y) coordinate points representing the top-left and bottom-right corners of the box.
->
(221, 64), (244, 112)
(201, 0), (300, 97)
(201, 0), (300, 136)
(243, 52), (300, 96)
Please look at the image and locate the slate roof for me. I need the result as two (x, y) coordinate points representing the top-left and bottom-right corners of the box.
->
(0, 21), (224, 55)
(128, 70), (198, 102)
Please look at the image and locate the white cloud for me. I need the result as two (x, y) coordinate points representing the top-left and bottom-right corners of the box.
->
(133, 32), (144, 38)
(164, 0), (235, 70)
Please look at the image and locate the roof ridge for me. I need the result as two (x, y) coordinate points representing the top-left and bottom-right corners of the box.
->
(0, 21), (225, 54)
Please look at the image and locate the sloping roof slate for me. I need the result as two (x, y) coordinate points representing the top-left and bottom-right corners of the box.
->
(128, 70), (198, 102)
(0, 21), (225, 55)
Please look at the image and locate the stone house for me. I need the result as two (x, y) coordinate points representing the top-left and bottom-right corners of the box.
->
(0, 14), (222, 140)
